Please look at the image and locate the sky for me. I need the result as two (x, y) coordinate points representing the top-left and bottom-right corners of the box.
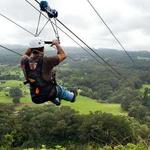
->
(0, 0), (150, 51)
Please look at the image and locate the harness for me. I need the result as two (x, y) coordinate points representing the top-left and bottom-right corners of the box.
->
(25, 57), (45, 86)
(24, 56), (57, 103)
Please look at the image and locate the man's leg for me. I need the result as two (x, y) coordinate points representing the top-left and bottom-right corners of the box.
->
(56, 85), (77, 102)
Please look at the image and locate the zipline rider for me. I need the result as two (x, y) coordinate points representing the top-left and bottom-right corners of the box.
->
(21, 37), (77, 105)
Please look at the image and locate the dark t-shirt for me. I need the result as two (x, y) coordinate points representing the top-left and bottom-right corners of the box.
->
(42, 56), (60, 81)
(21, 55), (60, 82)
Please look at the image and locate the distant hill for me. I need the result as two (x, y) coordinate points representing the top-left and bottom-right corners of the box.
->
(0, 44), (150, 65)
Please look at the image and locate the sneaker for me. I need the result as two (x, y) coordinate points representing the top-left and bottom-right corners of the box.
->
(70, 89), (78, 103)
(51, 98), (61, 106)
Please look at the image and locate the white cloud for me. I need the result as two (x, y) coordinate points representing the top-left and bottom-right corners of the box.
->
(0, 0), (150, 50)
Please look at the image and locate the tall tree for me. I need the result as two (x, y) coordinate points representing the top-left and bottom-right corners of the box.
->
(9, 87), (22, 104)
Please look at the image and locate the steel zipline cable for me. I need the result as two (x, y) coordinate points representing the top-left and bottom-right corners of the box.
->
(24, 0), (105, 66)
(35, 11), (42, 35)
(0, 12), (103, 67)
(0, 0), (123, 78)
(25, 0), (122, 78)
(56, 18), (122, 77)
(26, 0), (124, 79)
(37, 19), (49, 36)
(0, 10), (103, 65)
(86, 0), (135, 65)
(0, 13), (35, 36)
(0, 12), (76, 61)
(0, 45), (22, 56)
(42, 20), (104, 65)
(0, 1), (103, 65)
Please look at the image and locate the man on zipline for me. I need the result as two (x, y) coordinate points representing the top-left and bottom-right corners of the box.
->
(21, 37), (77, 106)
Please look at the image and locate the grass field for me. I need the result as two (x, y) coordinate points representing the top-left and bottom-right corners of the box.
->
(62, 95), (125, 115)
(0, 80), (126, 115)
(0, 80), (22, 87)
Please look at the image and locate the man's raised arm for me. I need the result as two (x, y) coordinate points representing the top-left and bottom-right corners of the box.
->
(52, 40), (67, 62)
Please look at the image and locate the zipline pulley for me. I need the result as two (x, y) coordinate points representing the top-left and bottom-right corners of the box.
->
(39, 1), (59, 41)
(40, 1), (58, 18)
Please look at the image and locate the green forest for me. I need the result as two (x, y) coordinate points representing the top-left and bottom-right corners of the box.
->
(0, 46), (150, 149)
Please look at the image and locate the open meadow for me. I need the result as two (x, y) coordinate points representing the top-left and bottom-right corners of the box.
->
(0, 80), (126, 115)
